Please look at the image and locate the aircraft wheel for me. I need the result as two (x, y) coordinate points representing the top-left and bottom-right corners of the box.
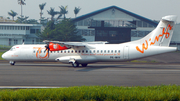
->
(72, 62), (79, 67)
(81, 64), (88, 67)
(9, 61), (15, 65)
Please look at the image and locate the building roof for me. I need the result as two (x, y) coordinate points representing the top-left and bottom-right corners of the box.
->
(0, 23), (42, 26)
(73, 5), (158, 26)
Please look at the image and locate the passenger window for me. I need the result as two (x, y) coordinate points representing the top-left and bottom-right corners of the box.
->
(37, 51), (39, 53)
(71, 50), (73, 53)
(64, 51), (66, 53)
(86, 50), (88, 53)
(79, 50), (81, 53)
(111, 50), (113, 53)
(57, 51), (59, 53)
(118, 50), (120, 53)
(75, 50), (77, 53)
(115, 50), (117, 53)
(104, 50), (106, 53)
(82, 50), (84, 53)
(93, 50), (95, 53)
(61, 51), (63, 53)
(108, 50), (110, 53)
(101, 50), (103, 53)
(97, 50), (99, 53)
(68, 51), (70, 53)
(89, 50), (91, 53)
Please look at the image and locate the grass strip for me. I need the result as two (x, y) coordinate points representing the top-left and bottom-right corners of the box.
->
(130, 60), (157, 63)
(0, 51), (5, 60)
(0, 45), (11, 50)
(0, 85), (179, 100)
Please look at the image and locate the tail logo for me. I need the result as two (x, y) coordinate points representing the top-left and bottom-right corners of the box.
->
(136, 24), (173, 53)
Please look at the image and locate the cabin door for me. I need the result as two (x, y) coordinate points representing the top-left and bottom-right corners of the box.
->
(123, 46), (129, 59)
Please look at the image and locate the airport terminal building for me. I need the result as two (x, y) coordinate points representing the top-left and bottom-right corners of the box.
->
(0, 18), (42, 46)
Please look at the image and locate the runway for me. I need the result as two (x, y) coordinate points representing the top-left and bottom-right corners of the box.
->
(0, 62), (180, 87)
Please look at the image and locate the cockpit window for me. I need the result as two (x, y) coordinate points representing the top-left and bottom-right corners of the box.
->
(10, 47), (16, 51)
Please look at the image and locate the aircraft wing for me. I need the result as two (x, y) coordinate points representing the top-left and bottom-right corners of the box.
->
(43, 40), (108, 48)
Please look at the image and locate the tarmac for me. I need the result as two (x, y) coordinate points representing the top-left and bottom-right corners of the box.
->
(0, 52), (180, 87)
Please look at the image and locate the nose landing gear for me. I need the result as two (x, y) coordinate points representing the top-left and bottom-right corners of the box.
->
(9, 61), (15, 65)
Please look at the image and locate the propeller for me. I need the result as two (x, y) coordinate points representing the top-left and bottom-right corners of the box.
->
(44, 42), (50, 57)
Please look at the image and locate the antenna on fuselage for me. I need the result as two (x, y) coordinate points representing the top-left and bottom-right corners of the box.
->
(22, 39), (24, 45)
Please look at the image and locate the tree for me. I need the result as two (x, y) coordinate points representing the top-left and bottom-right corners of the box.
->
(18, 0), (26, 18)
(25, 19), (39, 24)
(47, 8), (59, 21)
(36, 20), (56, 40)
(74, 7), (81, 18)
(59, 6), (68, 19)
(8, 10), (18, 21)
(39, 3), (46, 20)
(38, 19), (85, 42)
(15, 15), (29, 23)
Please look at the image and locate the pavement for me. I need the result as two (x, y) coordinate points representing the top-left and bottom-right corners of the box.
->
(0, 51), (180, 87)
(0, 62), (180, 87)
(137, 52), (180, 63)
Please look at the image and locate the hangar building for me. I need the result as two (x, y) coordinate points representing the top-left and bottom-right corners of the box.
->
(73, 5), (180, 49)
(73, 6), (158, 43)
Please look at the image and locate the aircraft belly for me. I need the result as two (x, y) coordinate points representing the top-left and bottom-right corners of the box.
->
(77, 56), (97, 64)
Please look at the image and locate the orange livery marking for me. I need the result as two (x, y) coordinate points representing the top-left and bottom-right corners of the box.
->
(136, 40), (148, 53)
(136, 24), (173, 53)
(35, 47), (49, 59)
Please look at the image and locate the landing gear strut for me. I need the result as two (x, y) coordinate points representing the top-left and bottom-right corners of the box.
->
(69, 58), (79, 67)
(9, 61), (15, 65)
(72, 62), (79, 67)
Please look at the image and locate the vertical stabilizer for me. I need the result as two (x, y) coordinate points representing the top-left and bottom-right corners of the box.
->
(138, 15), (177, 47)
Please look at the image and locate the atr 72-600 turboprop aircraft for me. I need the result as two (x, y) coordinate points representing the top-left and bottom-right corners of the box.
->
(2, 15), (178, 67)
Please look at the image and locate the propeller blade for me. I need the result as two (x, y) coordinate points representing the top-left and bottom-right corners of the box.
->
(44, 43), (50, 57)
(48, 48), (50, 57)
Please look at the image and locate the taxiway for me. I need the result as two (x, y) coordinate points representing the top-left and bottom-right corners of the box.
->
(0, 62), (180, 87)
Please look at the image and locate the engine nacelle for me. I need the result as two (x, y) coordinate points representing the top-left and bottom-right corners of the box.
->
(49, 42), (68, 51)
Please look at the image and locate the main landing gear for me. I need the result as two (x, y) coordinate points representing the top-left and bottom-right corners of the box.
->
(72, 62), (79, 67)
(71, 62), (88, 67)
(69, 59), (88, 67)
(9, 61), (16, 65)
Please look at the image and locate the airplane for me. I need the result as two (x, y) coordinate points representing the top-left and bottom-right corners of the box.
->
(1, 15), (178, 67)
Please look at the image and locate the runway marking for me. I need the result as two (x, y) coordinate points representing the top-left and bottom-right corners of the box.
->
(76, 69), (180, 72)
(0, 86), (65, 89)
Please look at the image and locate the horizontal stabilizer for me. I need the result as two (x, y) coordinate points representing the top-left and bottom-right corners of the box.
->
(162, 15), (177, 22)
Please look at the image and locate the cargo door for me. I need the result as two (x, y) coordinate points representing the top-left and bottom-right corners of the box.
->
(123, 46), (129, 59)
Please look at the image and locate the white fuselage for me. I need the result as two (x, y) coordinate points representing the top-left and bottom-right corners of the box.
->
(2, 43), (177, 64)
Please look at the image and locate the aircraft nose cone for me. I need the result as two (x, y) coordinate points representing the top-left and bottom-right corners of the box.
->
(2, 53), (6, 59)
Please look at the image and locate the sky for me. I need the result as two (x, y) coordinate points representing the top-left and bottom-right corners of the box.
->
(0, 0), (180, 22)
